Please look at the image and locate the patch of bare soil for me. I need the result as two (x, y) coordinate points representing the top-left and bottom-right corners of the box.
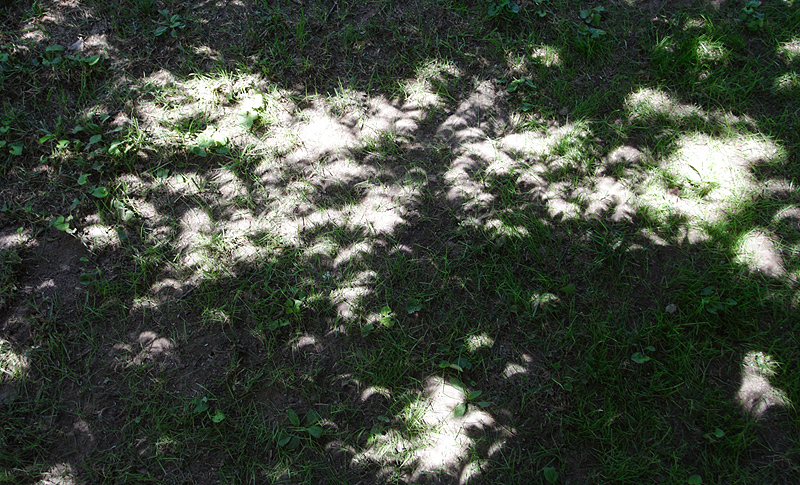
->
(0, 227), (91, 345)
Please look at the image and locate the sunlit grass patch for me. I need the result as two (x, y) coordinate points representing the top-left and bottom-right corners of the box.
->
(776, 38), (800, 65)
(0, 339), (29, 381)
(354, 376), (505, 481)
(733, 229), (791, 279)
(636, 133), (781, 239)
(625, 87), (704, 122)
(773, 71), (799, 96)
(401, 59), (461, 109)
(737, 351), (791, 419)
(530, 44), (563, 68)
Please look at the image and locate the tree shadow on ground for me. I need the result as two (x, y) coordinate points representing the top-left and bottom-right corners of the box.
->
(1, 0), (799, 483)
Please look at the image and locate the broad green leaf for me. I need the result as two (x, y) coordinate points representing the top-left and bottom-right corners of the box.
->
(52, 215), (75, 233)
(192, 396), (209, 414)
(287, 409), (300, 427)
(307, 425), (324, 438)
(631, 352), (651, 364)
(108, 141), (123, 155)
(453, 357), (472, 370)
(277, 431), (292, 447)
(212, 410), (226, 423)
(543, 467), (558, 484)
(305, 409), (321, 426)
(239, 110), (259, 130)
(560, 283), (576, 295)
(9, 143), (22, 155)
(467, 390), (483, 400)
(687, 475), (702, 485)
(77, 174), (89, 185)
(453, 403), (467, 417)
(450, 378), (466, 392)
(91, 186), (109, 198)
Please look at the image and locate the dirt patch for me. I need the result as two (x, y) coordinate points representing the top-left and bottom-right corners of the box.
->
(0, 227), (91, 345)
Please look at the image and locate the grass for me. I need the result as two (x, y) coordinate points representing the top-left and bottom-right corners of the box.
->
(1, 0), (799, 483)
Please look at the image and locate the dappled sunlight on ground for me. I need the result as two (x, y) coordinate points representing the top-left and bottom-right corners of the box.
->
(78, 70), (439, 324)
(34, 463), (77, 485)
(112, 330), (176, 368)
(1, 0), (798, 481)
(734, 230), (794, 280)
(403, 60), (461, 109)
(0, 338), (29, 381)
(777, 38), (800, 62)
(77, 66), (796, 343)
(638, 134), (780, 236)
(737, 351), (791, 420)
(354, 376), (512, 483)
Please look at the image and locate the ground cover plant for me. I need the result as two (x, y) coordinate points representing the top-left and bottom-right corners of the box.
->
(1, 0), (799, 483)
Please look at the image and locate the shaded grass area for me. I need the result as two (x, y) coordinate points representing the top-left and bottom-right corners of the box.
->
(1, 0), (800, 483)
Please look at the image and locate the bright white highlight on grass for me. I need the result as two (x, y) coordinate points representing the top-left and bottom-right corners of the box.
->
(402, 60), (461, 109)
(331, 270), (377, 319)
(354, 376), (510, 483)
(503, 363), (527, 378)
(111, 73), (431, 326)
(695, 39), (728, 63)
(531, 45), (562, 68)
(637, 133), (779, 235)
(737, 351), (791, 419)
(292, 334), (319, 353)
(626, 87), (704, 120)
(734, 230), (790, 279)
(777, 38), (800, 63)
(464, 333), (494, 352)
(0, 229), (27, 249)
(0, 338), (29, 380)
(773, 72), (799, 95)
(360, 385), (391, 402)
(34, 463), (77, 485)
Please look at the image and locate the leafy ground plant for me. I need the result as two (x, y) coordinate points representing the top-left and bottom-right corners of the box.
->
(487, 0), (520, 21)
(155, 9), (186, 38)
